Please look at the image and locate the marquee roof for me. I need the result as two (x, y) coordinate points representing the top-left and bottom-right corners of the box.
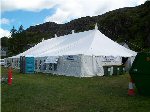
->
(11, 27), (137, 58)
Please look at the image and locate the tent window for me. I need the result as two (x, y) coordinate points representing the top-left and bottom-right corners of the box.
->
(43, 60), (46, 70)
(48, 63), (57, 71)
(54, 63), (57, 71)
(39, 60), (42, 70)
(35, 60), (37, 69)
(43, 63), (46, 70)
(49, 63), (53, 70)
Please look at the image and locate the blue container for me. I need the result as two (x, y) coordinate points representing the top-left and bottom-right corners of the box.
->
(25, 57), (35, 74)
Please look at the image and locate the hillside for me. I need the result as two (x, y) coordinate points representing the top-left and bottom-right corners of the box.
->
(1, 1), (150, 57)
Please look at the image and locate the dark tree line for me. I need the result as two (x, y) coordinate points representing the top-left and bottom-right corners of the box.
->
(1, 25), (29, 56)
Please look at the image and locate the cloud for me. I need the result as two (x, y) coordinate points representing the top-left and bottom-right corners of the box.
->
(0, 18), (10, 25)
(1, 0), (57, 12)
(1, 0), (147, 24)
(137, 0), (148, 4)
(44, 0), (147, 23)
(0, 28), (11, 38)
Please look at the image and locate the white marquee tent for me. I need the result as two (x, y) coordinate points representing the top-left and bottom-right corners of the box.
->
(7, 25), (137, 77)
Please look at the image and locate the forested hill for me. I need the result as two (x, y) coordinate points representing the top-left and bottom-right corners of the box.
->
(1, 1), (150, 57)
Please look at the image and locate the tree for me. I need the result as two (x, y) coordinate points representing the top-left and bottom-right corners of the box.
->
(18, 25), (24, 33)
(1, 37), (9, 47)
(10, 26), (17, 37)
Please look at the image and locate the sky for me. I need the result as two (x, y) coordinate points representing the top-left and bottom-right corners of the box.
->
(0, 0), (147, 38)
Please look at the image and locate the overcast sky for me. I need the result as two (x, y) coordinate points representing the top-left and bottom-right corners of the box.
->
(0, 0), (147, 38)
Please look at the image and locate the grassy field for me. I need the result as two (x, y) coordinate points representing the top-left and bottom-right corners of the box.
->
(1, 67), (150, 112)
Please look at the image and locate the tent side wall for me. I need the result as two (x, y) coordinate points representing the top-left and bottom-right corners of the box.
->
(34, 57), (47, 73)
(56, 55), (82, 77)
(54, 55), (102, 77)
(81, 55), (105, 77)
(5, 58), (20, 69)
(42, 55), (123, 77)
(43, 55), (105, 77)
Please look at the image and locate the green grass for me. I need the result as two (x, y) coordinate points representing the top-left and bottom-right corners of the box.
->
(1, 67), (150, 112)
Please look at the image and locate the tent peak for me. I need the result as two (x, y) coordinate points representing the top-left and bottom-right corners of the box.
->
(55, 34), (57, 38)
(72, 30), (75, 34)
(95, 23), (98, 30)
